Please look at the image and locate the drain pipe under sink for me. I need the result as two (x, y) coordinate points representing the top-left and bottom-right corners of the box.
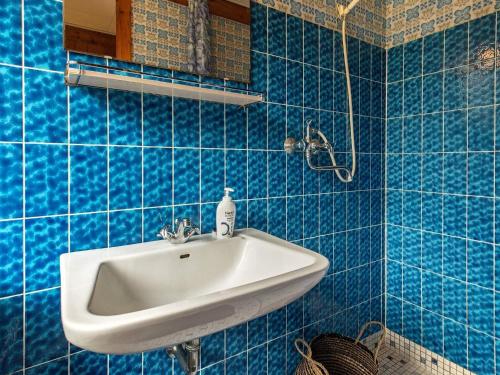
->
(166, 339), (200, 375)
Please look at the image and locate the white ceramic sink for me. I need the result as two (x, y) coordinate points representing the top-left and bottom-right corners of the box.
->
(60, 229), (329, 354)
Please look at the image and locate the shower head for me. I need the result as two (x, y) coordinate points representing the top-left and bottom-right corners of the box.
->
(337, 0), (361, 17)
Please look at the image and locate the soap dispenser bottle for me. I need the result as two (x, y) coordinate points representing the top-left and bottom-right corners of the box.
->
(216, 188), (236, 239)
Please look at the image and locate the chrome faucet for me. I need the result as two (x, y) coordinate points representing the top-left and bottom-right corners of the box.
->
(157, 218), (200, 244)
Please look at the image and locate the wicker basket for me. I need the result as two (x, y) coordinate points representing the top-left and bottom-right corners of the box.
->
(295, 321), (385, 375)
(294, 339), (329, 375)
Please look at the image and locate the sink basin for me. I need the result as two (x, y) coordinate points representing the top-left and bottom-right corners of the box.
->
(60, 229), (329, 354)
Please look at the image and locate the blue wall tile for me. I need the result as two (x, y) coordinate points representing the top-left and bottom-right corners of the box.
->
(0, 65), (22, 142)
(144, 95), (172, 147)
(469, 329), (495, 375)
(70, 213), (108, 251)
(0, 144), (23, 220)
(444, 23), (469, 69)
(26, 216), (68, 292)
(109, 147), (142, 210)
(25, 144), (68, 217)
(201, 331), (225, 367)
(174, 98), (200, 148)
(304, 65), (319, 108)
(423, 32), (443, 74)
(0, 220), (23, 297)
(25, 70), (67, 143)
(251, 3), (267, 53)
(248, 102), (268, 150)
(109, 90), (142, 145)
(200, 102), (224, 148)
(71, 146), (108, 213)
(268, 9), (286, 58)
(403, 39), (422, 78)
(287, 15), (303, 62)
(109, 209), (142, 247)
(469, 14), (495, 64)
(444, 68), (468, 110)
(109, 354), (142, 375)
(70, 351), (108, 375)
(24, 0), (65, 71)
(70, 87), (107, 145)
(0, 0), (21, 65)
(268, 56), (286, 104)
(304, 21), (319, 66)
(0, 295), (23, 373)
(144, 148), (173, 207)
(26, 289), (67, 367)
(226, 323), (247, 357)
(226, 353), (246, 375)
(286, 60), (303, 106)
(26, 358), (68, 375)
(225, 105), (247, 149)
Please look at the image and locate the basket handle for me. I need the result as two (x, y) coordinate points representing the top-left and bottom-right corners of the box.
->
(294, 339), (329, 375)
(355, 321), (386, 361)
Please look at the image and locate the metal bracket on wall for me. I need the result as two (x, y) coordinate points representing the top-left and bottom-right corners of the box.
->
(64, 61), (265, 106)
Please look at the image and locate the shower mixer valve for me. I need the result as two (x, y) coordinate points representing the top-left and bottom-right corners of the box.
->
(283, 120), (353, 182)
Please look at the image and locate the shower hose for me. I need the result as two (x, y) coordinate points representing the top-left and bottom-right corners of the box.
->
(330, 8), (357, 183)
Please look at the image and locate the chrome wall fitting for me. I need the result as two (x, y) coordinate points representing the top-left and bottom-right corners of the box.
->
(284, 137), (305, 154)
(284, 120), (353, 182)
(166, 339), (200, 375)
(157, 217), (200, 244)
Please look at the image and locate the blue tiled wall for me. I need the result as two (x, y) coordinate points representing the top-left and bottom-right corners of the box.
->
(0, 0), (384, 374)
(386, 12), (499, 375)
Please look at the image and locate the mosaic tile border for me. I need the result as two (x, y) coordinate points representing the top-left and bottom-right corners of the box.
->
(385, 0), (499, 48)
(253, 0), (386, 47)
(384, 330), (474, 375)
(254, 0), (499, 49)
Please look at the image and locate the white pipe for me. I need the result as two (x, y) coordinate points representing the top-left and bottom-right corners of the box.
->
(330, 4), (357, 183)
(344, 0), (361, 14)
(337, 0), (361, 16)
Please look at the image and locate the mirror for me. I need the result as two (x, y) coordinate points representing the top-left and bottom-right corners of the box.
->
(63, 0), (251, 83)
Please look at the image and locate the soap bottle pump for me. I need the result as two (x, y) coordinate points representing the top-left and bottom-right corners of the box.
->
(216, 188), (236, 239)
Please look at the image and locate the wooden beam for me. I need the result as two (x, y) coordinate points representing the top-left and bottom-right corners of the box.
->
(168, 0), (250, 25)
(64, 25), (116, 57)
(116, 0), (132, 60)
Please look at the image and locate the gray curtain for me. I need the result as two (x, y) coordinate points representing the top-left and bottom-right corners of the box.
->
(187, 0), (211, 75)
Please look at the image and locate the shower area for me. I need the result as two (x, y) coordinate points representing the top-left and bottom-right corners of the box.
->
(385, 4), (499, 375)
(287, 0), (499, 373)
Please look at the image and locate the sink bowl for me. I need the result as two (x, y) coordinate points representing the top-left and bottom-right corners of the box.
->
(60, 229), (329, 354)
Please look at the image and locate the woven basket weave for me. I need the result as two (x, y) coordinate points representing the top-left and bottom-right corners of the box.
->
(294, 339), (329, 375)
(295, 321), (385, 375)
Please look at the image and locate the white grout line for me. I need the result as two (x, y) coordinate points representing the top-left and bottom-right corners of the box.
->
(493, 11), (498, 375)
(21, 0), (26, 372)
(418, 33), (424, 346)
(464, 20), (470, 369)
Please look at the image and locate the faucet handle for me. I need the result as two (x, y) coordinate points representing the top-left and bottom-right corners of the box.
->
(160, 217), (200, 243)
(157, 223), (174, 240)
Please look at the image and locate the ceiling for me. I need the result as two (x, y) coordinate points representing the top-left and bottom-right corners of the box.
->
(64, 0), (116, 35)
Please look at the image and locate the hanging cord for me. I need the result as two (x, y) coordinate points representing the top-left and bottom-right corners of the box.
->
(329, 6), (357, 183)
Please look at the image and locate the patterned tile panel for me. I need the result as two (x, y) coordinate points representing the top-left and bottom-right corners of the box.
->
(132, 0), (251, 82)
(385, 0), (498, 48)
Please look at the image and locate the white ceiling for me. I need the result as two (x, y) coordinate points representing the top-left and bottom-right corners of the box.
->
(64, 0), (116, 35)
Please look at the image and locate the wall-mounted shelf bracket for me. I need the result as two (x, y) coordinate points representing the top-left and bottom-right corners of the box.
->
(65, 61), (265, 106)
